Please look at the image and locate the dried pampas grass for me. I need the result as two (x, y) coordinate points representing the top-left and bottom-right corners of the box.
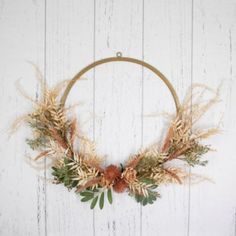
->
(14, 65), (221, 208)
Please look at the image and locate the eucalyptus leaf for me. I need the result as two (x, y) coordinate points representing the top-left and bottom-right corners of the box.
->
(99, 192), (105, 209)
(90, 196), (98, 209)
(80, 191), (94, 198)
(107, 189), (112, 204)
(81, 195), (94, 202)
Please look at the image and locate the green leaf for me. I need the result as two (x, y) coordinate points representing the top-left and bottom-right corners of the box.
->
(147, 196), (154, 204)
(135, 194), (143, 203)
(184, 144), (210, 167)
(81, 195), (94, 202)
(71, 180), (78, 188)
(90, 196), (98, 209)
(99, 192), (105, 209)
(64, 158), (72, 165)
(149, 194), (157, 201)
(107, 189), (112, 204)
(142, 198), (148, 206)
(52, 166), (57, 171)
(80, 191), (94, 198)
(149, 184), (158, 189)
(139, 177), (155, 185)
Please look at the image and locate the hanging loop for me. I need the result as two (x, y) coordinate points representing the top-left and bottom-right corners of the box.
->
(116, 51), (122, 57)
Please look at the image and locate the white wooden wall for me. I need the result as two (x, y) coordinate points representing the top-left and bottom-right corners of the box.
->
(0, 0), (236, 235)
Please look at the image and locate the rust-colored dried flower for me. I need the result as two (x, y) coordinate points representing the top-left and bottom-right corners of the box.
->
(104, 164), (121, 183)
(113, 179), (128, 193)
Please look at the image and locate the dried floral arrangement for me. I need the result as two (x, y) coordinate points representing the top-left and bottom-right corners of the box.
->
(14, 55), (220, 209)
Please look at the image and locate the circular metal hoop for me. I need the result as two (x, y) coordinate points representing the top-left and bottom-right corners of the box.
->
(60, 54), (181, 114)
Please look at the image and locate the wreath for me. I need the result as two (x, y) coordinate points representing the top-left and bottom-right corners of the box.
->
(14, 54), (220, 209)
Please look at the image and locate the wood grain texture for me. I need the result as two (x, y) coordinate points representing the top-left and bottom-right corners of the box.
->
(93, 1), (143, 235)
(45, 1), (94, 235)
(0, 0), (235, 236)
(142, 1), (192, 235)
(0, 0), (46, 235)
(189, 1), (236, 236)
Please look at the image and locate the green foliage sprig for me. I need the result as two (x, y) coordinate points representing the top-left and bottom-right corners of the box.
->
(18, 76), (220, 209)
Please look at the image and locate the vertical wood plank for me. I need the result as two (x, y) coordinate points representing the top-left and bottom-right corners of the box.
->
(189, 0), (236, 235)
(0, 0), (46, 235)
(45, 1), (95, 235)
(142, 0), (192, 235)
(93, 0), (143, 235)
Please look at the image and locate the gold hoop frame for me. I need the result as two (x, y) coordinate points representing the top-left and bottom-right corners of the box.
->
(60, 52), (181, 113)
(20, 52), (219, 209)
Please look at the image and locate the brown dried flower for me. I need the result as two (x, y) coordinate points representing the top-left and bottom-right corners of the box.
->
(113, 179), (128, 193)
(104, 165), (121, 183)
